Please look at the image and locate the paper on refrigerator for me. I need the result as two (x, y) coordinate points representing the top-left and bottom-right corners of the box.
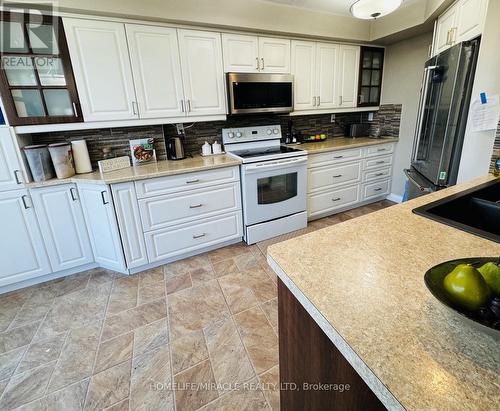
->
(469, 94), (500, 132)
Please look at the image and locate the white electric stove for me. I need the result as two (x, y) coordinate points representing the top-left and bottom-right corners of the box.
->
(222, 125), (308, 244)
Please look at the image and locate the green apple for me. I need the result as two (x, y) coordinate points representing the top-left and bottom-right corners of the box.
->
(443, 264), (490, 311)
(478, 262), (500, 295)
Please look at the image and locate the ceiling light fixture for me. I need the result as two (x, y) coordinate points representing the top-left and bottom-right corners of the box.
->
(350, 0), (403, 20)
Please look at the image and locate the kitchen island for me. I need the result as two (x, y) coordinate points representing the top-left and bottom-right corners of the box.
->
(267, 176), (500, 410)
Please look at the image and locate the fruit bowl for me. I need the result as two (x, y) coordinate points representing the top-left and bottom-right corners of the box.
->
(424, 257), (500, 338)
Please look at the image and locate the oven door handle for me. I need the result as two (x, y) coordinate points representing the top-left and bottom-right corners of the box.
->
(244, 156), (308, 172)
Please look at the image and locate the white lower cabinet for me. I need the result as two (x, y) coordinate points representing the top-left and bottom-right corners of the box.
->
(78, 184), (127, 272)
(308, 185), (360, 217)
(0, 190), (51, 287)
(31, 184), (93, 272)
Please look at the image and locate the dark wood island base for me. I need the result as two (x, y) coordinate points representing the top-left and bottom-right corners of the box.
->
(278, 279), (386, 410)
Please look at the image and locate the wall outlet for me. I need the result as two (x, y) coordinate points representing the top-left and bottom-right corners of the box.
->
(330, 114), (336, 123)
(368, 112), (374, 122)
(176, 123), (185, 135)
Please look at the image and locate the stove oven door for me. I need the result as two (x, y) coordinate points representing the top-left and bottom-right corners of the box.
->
(241, 156), (307, 226)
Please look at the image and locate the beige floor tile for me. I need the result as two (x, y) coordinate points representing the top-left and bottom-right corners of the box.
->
(16, 378), (89, 411)
(203, 316), (255, 392)
(107, 277), (139, 316)
(48, 320), (102, 393)
(164, 254), (211, 279)
(38, 273), (90, 299)
(0, 361), (56, 409)
(94, 332), (133, 373)
(201, 380), (269, 411)
(246, 268), (277, 303)
(87, 269), (120, 287)
(174, 359), (218, 411)
(0, 346), (27, 380)
(0, 378), (9, 397)
(168, 280), (229, 340)
(166, 273), (192, 295)
(84, 360), (131, 411)
(0, 308), (19, 333)
(138, 268), (165, 305)
(260, 299), (278, 331)
(171, 330), (208, 374)
(234, 307), (279, 374)
(130, 345), (173, 411)
(259, 365), (280, 411)
(0, 322), (39, 354)
(9, 288), (56, 328)
(133, 318), (169, 357)
(208, 243), (253, 264)
(0, 289), (32, 313)
(101, 299), (167, 342)
(16, 334), (66, 374)
(190, 267), (216, 285)
(212, 258), (240, 278)
(104, 398), (129, 411)
(234, 253), (267, 271)
(218, 273), (259, 314)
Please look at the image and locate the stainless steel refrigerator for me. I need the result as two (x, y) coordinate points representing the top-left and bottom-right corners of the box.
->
(405, 38), (480, 200)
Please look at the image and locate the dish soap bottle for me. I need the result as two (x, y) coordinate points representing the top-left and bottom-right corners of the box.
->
(202, 141), (211, 156)
(494, 157), (500, 177)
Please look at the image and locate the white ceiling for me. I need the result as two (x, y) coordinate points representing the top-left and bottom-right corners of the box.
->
(259, 0), (420, 17)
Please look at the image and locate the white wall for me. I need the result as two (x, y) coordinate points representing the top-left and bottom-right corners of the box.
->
(457, 0), (500, 183)
(380, 31), (434, 198)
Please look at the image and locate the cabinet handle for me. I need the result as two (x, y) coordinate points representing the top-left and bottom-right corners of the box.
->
(193, 233), (206, 239)
(313, 96), (317, 107)
(187, 99), (192, 112)
(451, 27), (457, 44)
(70, 187), (78, 201)
(189, 203), (203, 209)
(332, 174), (343, 178)
(376, 160), (386, 164)
(186, 179), (200, 184)
(358, 94), (362, 105)
(72, 102), (79, 117)
(375, 172), (384, 176)
(317, 96), (320, 106)
(333, 155), (344, 159)
(261, 58), (264, 70)
(256, 57), (260, 71)
(339, 95), (343, 106)
(374, 188), (383, 192)
(132, 101), (138, 115)
(13, 170), (23, 185)
(181, 100), (185, 112)
(21, 195), (31, 209)
(101, 190), (109, 205)
(332, 197), (341, 202)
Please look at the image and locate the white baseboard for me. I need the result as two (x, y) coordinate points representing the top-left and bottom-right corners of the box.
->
(387, 193), (403, 203)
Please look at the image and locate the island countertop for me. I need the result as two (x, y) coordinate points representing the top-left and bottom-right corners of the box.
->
(267, 175), (500, 410)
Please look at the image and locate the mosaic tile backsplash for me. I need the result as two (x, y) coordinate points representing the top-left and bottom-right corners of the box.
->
(31, 105), (402, 167)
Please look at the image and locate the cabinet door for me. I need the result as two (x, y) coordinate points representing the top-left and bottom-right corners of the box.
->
(222, 33), (259, 73)
(31, 184), (93, 272)
(338, 45), (360, 108)
(433, 5), (457, 55)
(0, 189), (51, 287)
(258, 37), (291, 73)
(455, 0), (488, 43)
(111, 182), (148, 269)
(291, 41), (316, 111)
(316, 43), (340, 110)
(63, 18), (138, 121)
(78, 184), (127, 272)
(0, 127), (24, 192)
(126, 24), (185, 119)
(178, 29), (226, 116)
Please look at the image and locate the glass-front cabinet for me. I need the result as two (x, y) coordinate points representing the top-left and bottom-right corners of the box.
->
(357, 46), (384, 107)
(0, 12), (82, 125)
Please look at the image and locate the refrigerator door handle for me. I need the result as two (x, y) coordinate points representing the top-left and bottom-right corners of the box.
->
(404, 169), (432, 193)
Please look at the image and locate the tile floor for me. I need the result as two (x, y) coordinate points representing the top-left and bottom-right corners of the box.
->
(0, 200), (394, 411)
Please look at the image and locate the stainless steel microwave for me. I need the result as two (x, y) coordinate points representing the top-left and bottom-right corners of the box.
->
(227, 73), (293, 115)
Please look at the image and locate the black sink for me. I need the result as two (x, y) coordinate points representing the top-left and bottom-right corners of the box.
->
(413, 179), (500, 243)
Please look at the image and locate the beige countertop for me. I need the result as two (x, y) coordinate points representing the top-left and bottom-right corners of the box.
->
(289, 136), (399, 154)
(267, 175), (500, 411)
(26, 154), (241, 188)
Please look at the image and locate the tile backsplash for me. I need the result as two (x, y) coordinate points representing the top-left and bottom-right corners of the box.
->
(30, 104), (402, 166)
(490, 120), (500, 173)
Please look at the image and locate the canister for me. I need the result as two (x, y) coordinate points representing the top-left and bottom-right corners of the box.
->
(48, 142), (75, 179)
(23, 144), (55, 182)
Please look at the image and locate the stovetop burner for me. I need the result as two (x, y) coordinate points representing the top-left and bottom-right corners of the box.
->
(230, 145), (303, 159)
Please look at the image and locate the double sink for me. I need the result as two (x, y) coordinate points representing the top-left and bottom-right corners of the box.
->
(413, 179), (500, 243)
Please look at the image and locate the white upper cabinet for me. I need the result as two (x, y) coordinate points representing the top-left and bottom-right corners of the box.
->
(316, 43), (340, 110)
(258, 37), (291, 73)
(222, 33), (290, 73)
(338, 45), (360, 108)
(222, 34), (259, 73)
(291, 41), (316, 111)
(63, 18), (138, 122)
(178, 29), (226, 116)
(0, 127), (24, 192)
(126, 24), (185, 119)
(0, 189), (51, 287)
(433, 0), (488, 56)
(31, 184), (93, 272)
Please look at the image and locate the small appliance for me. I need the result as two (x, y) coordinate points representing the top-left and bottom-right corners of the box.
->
(347, 123), (371, 137)
(166, 137), (186, 160)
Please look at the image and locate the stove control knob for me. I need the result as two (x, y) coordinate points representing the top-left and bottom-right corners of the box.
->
(228, 132), (235, 138)
(236, 132), (243, 138)
(266, 129), (272, 135)
(273, 128), (279, 134)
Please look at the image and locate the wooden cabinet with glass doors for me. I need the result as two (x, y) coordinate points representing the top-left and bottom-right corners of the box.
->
(357, 46), (384, 107)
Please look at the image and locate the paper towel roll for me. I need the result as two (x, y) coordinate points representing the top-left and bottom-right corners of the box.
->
(71, 140), (92, 174)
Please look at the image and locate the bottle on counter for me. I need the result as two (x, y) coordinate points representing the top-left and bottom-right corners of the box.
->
(202, 141), (212, 156)
(212, 141), (222, 154)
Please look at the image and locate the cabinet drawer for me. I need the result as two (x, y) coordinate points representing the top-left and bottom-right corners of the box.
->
(363, 179), (390, 201)
(308, 184), (360, 217)
(135, 166), (239, 198)
(145, 212), (243, 262)
(363, 167), (391, 183)
(139, 182), (241, 231)
(363, 143), (394, 157)
(308, 161), (361, 193)
(364, 155), (393, 170)
(309, 148), (362, 168)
